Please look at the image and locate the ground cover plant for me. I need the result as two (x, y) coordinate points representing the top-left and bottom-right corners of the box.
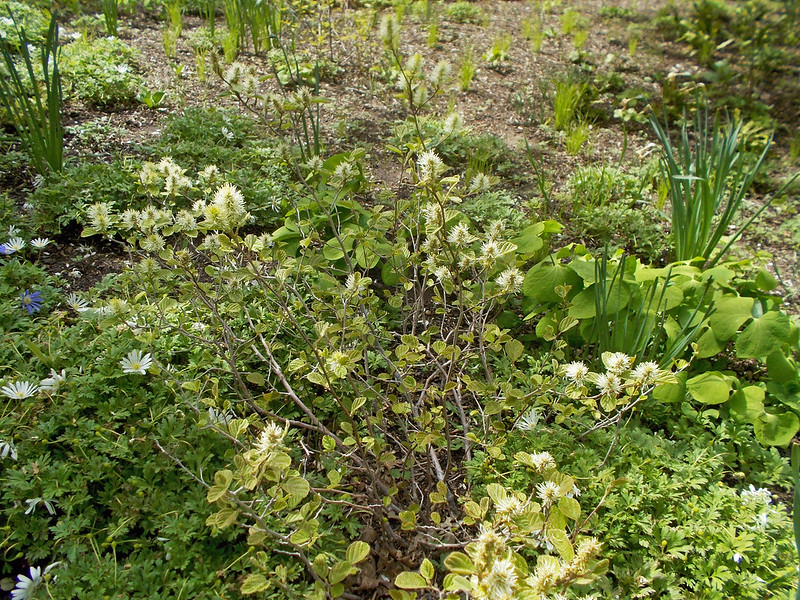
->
(1, 0), (799, 599)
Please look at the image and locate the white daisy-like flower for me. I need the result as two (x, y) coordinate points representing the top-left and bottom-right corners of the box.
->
(30, 238), (51, 249)
(495, 267), (524, 293)
(64, 292), (89, 314)
(536, 480), (561, 509)
(4, 237), (26, 252)
(741, 485), (772, 506)
(1, 380), (39, 400)
(11, 563), (60, 600)
(39, 369), (66, 393)
(7, 225), (19, 236)
(563, 361), (589, 384)
(631, 361), (661, 386)
(595, 372), (623, 397)
(120, 350), (153, 375)
(602, 351), (633, 374)
(0, 439), (18, 461)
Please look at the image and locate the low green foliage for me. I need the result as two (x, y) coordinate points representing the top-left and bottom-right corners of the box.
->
(444, 1), (483, 25)
(59, 36), (142, 107)
(492, 415), (796, 599)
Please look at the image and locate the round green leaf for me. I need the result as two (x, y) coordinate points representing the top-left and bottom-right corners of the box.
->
(686, 371), (732, 405)
(346, 541), (370, 565)
(753, 410), (800, 447)
(522, 263), (582, 304)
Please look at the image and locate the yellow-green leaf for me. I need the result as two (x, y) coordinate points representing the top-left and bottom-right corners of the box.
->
(346, 540), (370, 565)
(394, 572), (428, 590)
(241, 574), (269, 594)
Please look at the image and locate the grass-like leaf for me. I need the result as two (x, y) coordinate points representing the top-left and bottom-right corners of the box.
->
(0, 12), (63, 176)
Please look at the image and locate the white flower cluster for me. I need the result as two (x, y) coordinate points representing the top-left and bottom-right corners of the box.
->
(562, 353), (674, 409)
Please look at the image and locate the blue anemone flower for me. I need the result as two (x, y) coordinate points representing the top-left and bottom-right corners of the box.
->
(20, 290), (43, 315)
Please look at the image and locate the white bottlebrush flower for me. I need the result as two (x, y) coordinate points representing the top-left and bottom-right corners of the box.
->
(86, 202), (114, 231)
(516, 409), (539, 432)
(422, 202), (442, 225)
(631, 361), (661, 386)
(39, 369), (66, 393)
(443, 111), (464, 136)
(563, 361), (589, 384)
(379, 13), (399, 50)
(495, 267), (524, 293)
(417, 150), (445, 184)
(30, 238), (51, 249)
(1, 380), (39, 400)
(4, 236), (26, 252)
(536, 480), (561, 509)
(254, 422), (286, 457)
(0, 439), (18, 460)
(602, 351), (633, 374)
(480, 240), (501, 263)
(595, 372), (623, 397)
(120, 350), (153, 375)
(447, 222), (475, 247)
(469, 172), (495, 194)
(140, 233), (166, 253)
(494, 495), (524, 520)
(483, 557), (518, 600)
(528, 451), (556, 472)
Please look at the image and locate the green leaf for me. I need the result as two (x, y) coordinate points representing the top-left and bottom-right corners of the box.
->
(246, 372), (265, 386)
(547, 528), (574, 562)
(755, 268), (778, 291)
(444, 551), (474, 575)
(753, 410), (800, 447)
(486, 483), (507, 505)
(241, 573), (269, 594)
(283, 476), (310, 503)
(394, 572), (428, 590)
(728, 386), (765, 423)
(568, 281), (631, 320)
(708, 295), (754, 341)
(504, 339), (524, 363)
(766, 351), (798, 385)
(328, 560), (353, 585)
(522, 262), (582, 304)
(736, 311), (791, 360)
(512, 223), (545, 255)
(419, 558), (434, 583)
(686, 371), (733, 405)
(346, 541), (370, 565)
(558, 496), (581, 521)
(443, 573), (472, 591)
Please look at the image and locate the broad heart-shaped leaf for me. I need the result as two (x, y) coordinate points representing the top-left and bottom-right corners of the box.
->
(686, 371), (733, 405)
(709, 295), (754, 341)
(522, 263), (583, 304)
(694, 326), (725, 360)
(512, 223), (545, 255)
(568, 281), (631, 320)
(346, 541), (370, 565)
(241, 574), (269, 594)
(766, 351), (799, 385)
(394, 572), (428, 589)
(728, 385), (765, 423)
(653, 371), (687, 403)
(754, 409), (800, 447)
(736, 311), (791, 360)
